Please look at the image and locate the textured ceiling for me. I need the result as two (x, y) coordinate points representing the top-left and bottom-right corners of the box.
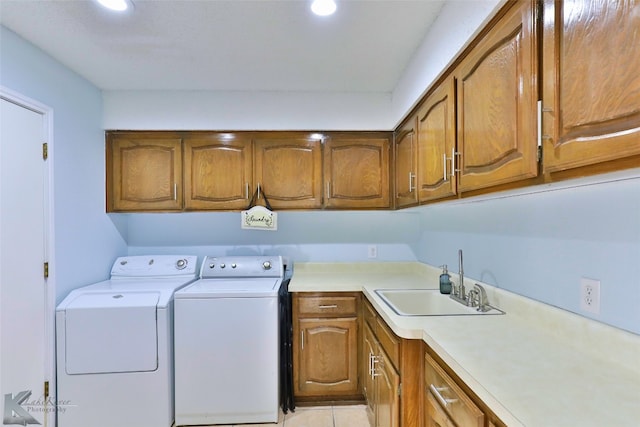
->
(0, 0), (446, 92)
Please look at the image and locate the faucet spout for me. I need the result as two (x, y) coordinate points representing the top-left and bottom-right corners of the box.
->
(458, 249), (465, 298)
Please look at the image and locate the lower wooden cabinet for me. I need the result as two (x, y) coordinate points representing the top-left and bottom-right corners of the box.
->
(365, 322), (401, 427)
(363, 298), (421, 427)
(424, 352), (483, 427)
(293, 293), (361, 401)
(424, 349), (507, 427)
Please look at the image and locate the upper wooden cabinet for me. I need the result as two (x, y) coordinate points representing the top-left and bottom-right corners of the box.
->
(107, 134), (183, 212)
(254, 136), (323, 209)
(324, 135), (391, 209)
(394, 118), (418, 208)
(455, 0), (539, 192)
(183, 134), (252, 210)
(416, 75), (457, 203)
(184, 134), (323, 210)
(541, 0), (640, 174)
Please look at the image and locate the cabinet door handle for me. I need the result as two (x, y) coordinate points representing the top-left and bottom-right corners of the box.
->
(326, 181), (330, 199)
(301, 330), (304, 350)
(452, 148), (460, 177)
(368, 353), (373, 377)
(318, 304), (338, 309)
(245, 182), (249, 199)
(372, 355), (382, 377)
(443, 153), (448, 182)
(429, 384), (457, 408)
(173, 183), (177, 200)
(408, 172), (414, 192)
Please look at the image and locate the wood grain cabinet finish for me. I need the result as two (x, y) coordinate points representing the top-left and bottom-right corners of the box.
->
(324, 136), (391, 209)
(107, 134), (182, 212)
(424, 352), (483, 427)
(183, 134), (252, 210)
(394, 118), (418, 208)
(416, 76), (457, 203)
(365, 321), (401, 427)
(541, 0), (640, 174)
(363, 298), (421, 427)
(455, 0), (539, 192)
(293, 293), (361, 401)
(254, 136), (323, 209)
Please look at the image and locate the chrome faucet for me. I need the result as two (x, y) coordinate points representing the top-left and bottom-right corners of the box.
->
(450, 249), (467, 304)
(458, 249), (465, 298)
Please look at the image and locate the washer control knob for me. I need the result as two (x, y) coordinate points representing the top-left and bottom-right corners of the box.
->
(176, 259), (188, 270)
(209, 263), (215, 269)
(262, 260), (272, 270)
(231, 263), (237, 269)
(220, 263), (226, 269)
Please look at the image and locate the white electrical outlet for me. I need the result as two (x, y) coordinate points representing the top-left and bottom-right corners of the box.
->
(368, 245), (378, 259)
(580, 278), (600, 314)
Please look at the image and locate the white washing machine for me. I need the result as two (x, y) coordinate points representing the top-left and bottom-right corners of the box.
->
(174, 255), (284, 426)
(55, 255), (198, 427)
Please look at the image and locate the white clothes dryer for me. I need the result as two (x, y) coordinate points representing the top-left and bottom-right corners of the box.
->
(55, 255), (197, 427)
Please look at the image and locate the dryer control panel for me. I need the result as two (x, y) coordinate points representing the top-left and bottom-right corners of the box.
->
(111, 255), (198, 278)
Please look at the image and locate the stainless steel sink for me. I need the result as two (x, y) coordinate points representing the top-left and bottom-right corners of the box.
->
(375, 289), (504, 316)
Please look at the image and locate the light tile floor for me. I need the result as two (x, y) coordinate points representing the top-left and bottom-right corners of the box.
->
(202, 404), (371, 427)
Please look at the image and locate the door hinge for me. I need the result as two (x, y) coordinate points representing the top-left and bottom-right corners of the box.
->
(44, 381), (49, 398)
(42, 142), (48, 160)
(44, 262), (49, 278)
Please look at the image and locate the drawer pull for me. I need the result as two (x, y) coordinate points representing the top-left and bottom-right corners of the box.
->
(429, 384), (457, 408)
(318, 304), (338, 309)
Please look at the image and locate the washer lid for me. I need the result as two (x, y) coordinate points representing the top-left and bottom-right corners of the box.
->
(175, 278), (281, 298)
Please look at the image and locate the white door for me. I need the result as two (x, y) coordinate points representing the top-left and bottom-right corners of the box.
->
(0, 95), (49, 425)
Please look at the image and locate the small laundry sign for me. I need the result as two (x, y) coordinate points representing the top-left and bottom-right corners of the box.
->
(241, 186), (277, 231)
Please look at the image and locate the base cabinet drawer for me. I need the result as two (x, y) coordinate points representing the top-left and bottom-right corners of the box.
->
(424, 352), (484, 427)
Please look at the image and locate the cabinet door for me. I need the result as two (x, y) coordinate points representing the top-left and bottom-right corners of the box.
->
(541, 0), (640, 173)
(456, 0), (538, 192)
(183, 135), (252, 210)
(324, 136), (391, 208)
(375, 349), (400, 427)
(254, 136), (323, 209)
(107, 135), (182, 212)
(417, 76), (457, 202)
(394, 118), (418, 208)
(295, 317), (359, 396)
(363, 323), (377, 425)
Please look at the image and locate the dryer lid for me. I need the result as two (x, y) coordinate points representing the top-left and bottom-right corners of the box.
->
(64, 292), (159, 375)
(66, 291), (160, 309)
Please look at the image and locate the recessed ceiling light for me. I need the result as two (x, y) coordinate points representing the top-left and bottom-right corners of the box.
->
(96, 0), (132, 12)
(311, 0), (337, 16)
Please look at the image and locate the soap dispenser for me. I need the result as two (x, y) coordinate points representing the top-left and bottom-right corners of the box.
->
(439, 265), (452, 294)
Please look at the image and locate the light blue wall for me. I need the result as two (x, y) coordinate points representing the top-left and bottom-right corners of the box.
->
(0, 26), (127, 302)
(412, 172), (640, 335)
(123, 210), (420, 265)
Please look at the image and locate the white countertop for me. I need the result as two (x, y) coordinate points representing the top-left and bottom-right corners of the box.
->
(289, 262), (640, 427)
